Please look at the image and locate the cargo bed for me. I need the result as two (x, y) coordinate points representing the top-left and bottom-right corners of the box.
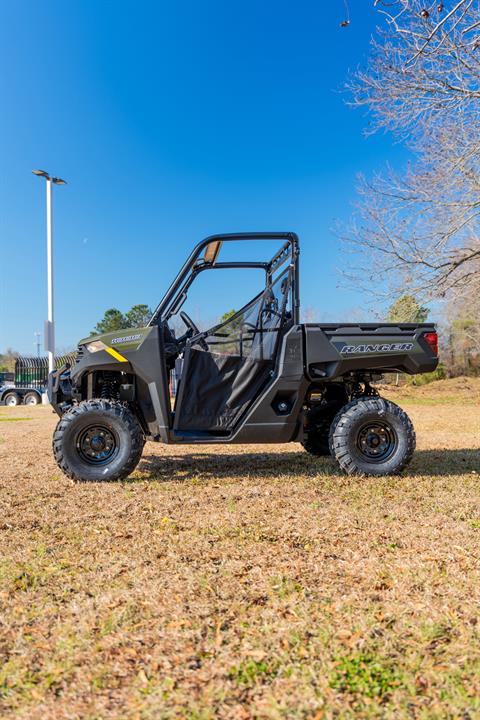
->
(304, 322), (438, 379)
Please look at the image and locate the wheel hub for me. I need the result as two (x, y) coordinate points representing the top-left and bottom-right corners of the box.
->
(77, 426), (117, 465)
(357, 422), (396, 462)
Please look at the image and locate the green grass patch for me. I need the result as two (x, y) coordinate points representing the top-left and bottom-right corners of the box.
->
(329, 653), (401, 699)
(229, 658), (279, 687)
(0, 416), (32, 422)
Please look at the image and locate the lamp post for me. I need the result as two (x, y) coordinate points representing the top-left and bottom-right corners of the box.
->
(34, 331), (41, 358)
(32, 170), (67, 373)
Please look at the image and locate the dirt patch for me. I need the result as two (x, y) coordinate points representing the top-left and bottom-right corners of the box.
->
(0, 401), (479, 719)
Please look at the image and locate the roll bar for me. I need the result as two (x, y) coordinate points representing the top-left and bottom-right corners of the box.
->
(149, 232), (300, 326)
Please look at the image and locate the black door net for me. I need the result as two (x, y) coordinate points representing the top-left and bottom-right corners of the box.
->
(174, 268), (292, 433)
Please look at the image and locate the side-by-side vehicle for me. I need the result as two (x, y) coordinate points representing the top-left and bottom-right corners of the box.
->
(48, 233), (438, 481)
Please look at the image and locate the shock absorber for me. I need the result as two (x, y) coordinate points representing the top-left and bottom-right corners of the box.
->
(100, 372), (118, 399)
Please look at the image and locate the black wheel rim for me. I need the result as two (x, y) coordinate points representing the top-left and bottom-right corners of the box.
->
(356, 421), (397, 463)
(76, 425), (118, 465)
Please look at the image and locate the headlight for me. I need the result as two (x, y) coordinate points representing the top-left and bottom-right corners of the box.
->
(86, 340), (108, 353)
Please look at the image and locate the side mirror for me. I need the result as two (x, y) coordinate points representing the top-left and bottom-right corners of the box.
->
(203, 240), (222, 264)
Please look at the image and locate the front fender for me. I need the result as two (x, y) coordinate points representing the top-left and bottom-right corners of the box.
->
(48, 365), (73, 416)
(68, 325), (171, 441)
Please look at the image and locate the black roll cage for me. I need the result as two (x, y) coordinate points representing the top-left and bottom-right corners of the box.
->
(148, 232), (300, 328)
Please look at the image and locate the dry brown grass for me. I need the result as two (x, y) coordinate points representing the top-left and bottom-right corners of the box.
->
(0, 381), (479, 719)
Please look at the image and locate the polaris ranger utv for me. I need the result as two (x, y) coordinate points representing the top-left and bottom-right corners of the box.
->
(49, 233), (438, 481)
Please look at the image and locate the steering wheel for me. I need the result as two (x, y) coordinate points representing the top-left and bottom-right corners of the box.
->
(180, 311), (200, 336)
(180, 311), (209, 351)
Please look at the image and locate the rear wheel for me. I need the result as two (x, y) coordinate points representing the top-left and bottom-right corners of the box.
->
(53, 399), (145, 482)
(24, 392), (40, 406)
(4, 392), (20, 407)
(329, 397), (415, 476)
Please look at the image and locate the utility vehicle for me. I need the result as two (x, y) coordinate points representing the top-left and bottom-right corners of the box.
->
(48, 233), (438, 481)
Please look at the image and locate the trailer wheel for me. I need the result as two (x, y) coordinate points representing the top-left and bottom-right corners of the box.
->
(4, 392), (20, 407)
(329, 398), (416, 476)
(24, 392), (40, 406)
(53, 399), (145, 482)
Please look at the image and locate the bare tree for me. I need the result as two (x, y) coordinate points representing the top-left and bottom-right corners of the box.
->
(344, 0), (480, 302)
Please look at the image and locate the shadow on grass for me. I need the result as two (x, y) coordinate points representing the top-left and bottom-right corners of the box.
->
(409, 448), (480, 476)
(133, 447), (480, 483)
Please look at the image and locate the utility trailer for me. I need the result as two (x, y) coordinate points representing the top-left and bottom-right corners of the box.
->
(1, 355), (75, 406)
(48, 233), (438, 481)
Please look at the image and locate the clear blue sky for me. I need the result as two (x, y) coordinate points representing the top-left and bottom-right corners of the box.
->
(1, 1), (409, 354)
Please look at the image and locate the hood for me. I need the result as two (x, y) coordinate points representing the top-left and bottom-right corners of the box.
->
(79, 326), (153, 354)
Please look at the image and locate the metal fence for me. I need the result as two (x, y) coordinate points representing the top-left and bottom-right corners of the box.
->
(14, 354), (77, 388)
(15, 354), (182, 394)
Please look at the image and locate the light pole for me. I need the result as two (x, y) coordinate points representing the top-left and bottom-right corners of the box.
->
(32, 170), (67, 372)
(34, 331), (41, 358)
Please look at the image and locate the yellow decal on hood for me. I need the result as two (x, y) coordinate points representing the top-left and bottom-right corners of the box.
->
(105, 346), (128, 362)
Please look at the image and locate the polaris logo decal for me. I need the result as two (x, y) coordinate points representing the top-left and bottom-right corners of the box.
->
(111, 334), (142, 345)
(338, 342), (414, 355)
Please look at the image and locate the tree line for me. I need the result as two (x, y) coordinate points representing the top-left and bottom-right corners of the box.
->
(92, 304), (152, 335)
(385, 294), (478, 378)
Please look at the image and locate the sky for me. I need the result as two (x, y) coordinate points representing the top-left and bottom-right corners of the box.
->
(0, 0), (411, 354)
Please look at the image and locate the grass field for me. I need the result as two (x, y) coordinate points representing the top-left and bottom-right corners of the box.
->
(0, 378), (479, 719)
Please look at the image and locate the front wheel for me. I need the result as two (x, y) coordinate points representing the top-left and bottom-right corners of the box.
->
(53, 399), (145, 482)
(329, 398), (415, 476)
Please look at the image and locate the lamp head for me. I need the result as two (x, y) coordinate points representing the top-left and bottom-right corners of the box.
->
(32, 169), (50, 179)
(52, 177), (67, 185)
